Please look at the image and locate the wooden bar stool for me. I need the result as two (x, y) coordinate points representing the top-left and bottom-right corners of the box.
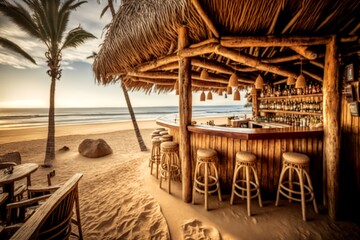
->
(230, 152), (262, 216)
(275, 152), (318, 221)
(149, 137), (161, 178)
(159, 141), (180, 194)
(159, 131), (168, 136)
(150, 132), (161, 139)
(192, 149), (222, 210)
(156, 128), (166, 131)
(160, 134), (173, 142)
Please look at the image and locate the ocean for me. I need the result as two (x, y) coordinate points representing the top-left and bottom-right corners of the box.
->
(0, 105), (252, 129)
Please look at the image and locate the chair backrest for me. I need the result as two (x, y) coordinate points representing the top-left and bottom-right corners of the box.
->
(0, 152), (21, 165)
(10, 173), (83, 240)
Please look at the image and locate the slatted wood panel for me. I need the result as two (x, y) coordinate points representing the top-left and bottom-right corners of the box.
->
(339, 97), (360, 220)
(185, 132), (323, 199)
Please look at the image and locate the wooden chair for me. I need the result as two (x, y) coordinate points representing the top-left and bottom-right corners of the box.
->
(0, 162), (27, 202)
(1, 173), (83, 240)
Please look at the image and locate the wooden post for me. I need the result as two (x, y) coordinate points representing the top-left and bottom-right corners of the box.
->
(323, 35), (341, 219)
(178, 26), (192, 203)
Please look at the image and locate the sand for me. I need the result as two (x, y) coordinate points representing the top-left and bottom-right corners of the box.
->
(1, 119), (360, 240)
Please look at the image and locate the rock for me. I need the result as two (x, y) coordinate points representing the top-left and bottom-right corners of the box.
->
(78, 139), (113, 158)
(58, 146), (70, 152)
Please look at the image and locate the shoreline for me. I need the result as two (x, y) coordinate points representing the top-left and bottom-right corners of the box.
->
(0, 116), (228, 144)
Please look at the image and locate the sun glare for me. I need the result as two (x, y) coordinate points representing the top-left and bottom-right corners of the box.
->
(0, 99), (46, 108)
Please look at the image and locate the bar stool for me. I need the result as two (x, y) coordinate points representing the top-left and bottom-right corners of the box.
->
(149, 137), (161, 178)
(192, 149), (222, 210)
(230, 152), (262, 216)
(159, 131), (168, 136)
(160, 134), (173, 142)
(150, 132), (161, 139)
(275, 152), (318, 221)
(156, 128), (166, 132)
(159, 141), (180, 194)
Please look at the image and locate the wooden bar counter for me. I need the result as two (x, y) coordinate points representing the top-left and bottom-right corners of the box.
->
(157, 117), (324, 200)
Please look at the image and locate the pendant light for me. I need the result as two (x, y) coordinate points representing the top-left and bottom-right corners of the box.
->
(200, 90), (205, 101)
(228, 73), (238, 87)
(207, 91), (213, 100)
(295, 60), (306, 89)
(218, 89), (223, 96)
(286, 76), (296, 85)
(255, 74), (264, 89)
(250, 86), (257, 95)
(233, 88), (240, 101)
(200, 69), (209, 79)
(227, 86), (232, 95)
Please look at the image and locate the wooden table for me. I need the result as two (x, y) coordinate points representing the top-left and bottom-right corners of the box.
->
(0, 163), (39, 203)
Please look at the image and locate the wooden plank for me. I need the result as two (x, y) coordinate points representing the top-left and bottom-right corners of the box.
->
(268, 139), (275, 193)
(273, 139), (282, 194)
(227, 138), (234, 190)
(257, 139), (263, 192)
(262, 139), (269, 195)
(221, 136), (228, 192)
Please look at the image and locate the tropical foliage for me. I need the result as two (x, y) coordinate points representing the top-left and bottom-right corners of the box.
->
(0, 0), (96, 166)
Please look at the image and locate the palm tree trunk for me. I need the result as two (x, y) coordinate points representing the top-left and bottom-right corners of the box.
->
(44, 77), (56, 166)
(121, 82), (147, 151)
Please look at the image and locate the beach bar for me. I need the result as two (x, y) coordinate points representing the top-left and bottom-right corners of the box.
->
(93, 0), (360, 220)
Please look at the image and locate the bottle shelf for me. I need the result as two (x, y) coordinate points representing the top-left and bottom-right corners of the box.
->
(259, 110), (322, 116)
(258, 93), (322, 101)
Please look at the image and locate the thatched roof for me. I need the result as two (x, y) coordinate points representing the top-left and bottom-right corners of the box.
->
(93, 0), (360, 93)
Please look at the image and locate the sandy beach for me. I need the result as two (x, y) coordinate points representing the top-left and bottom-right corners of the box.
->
(1, 119), (360, 240)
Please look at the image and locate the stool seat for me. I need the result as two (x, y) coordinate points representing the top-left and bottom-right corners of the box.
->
(283, 152), (309, 164)
(156, 128), (166, 131)
(159, 131), (169, 136)
(236, 152), (256, 162)
(150, 133), (161, 139)
(151, 138), (161, 144)
(160, 134), (173, 142)
(197, 149), (217, 159)
(152, 130), (161, 134)
(161, 141), (178, 151)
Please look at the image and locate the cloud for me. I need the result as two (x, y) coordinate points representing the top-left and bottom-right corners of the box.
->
(0, 1), (116, 69)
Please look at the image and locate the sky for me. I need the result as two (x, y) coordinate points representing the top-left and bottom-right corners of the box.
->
(0, 1), (246, 109)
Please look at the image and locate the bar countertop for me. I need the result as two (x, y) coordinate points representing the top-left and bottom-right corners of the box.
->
(156, 117), (323, 140)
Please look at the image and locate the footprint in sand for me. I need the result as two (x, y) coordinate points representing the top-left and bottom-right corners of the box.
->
(182, 219), (221, 240)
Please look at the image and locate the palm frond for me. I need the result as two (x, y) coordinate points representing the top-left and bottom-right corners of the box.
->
(100, 5), (110, 18)
(0, 37), (36, 64)
(61, 26), (96, 50)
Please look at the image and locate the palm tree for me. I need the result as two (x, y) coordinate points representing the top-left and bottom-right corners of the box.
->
(0, 0), (96, 166)
(0, 37), (37, 64)
(96, 0), (147, 151)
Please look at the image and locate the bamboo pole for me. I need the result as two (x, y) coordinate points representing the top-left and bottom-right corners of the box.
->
(136, 54), (178, 72)
(290, 46), (318, 60)
(220, 36), (331, 47)
(262, 55), (300, 63)
(190, 0), (219, 38)
(215, 45), (298, 78)
(190, 38), (219, 48)
(323, 35), (341, 220)
(178, 26), (192, 203)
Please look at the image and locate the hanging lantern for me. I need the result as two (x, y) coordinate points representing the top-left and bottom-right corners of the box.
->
(254, 74), (264, 89)
(200, 91), (206, 101)
(295, 74), (306, 89)
(286, 76), (295, 85)
(218, 89), (223, 96)
(250, 86), (257, 95)
(228, 73), (238, 87)
(227, 86), (232, 95)
(233, 89), (240, 101)
(200, 69), (209, 79)
(295, 60), (306, 89)
(207, 91), (213, 100)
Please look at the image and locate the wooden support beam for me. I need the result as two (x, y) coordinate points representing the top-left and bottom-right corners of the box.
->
(178, 43), (217, 58)
(154, 62), (178, 71)
(273, 78), (287, 85)
(220, 36), (331, 48)
(302, 70), (323, 82)
(215, 45), (298, 78)
(128, 71), (178, 79)
(323, 35), (341, 220)
(189, 38), (219, 48)
(178, 26), (192, 203)
(310, 60), (324, 69)
(135, 54), (178, 72)
(136, 78), (174, 85)
(290, 46), (318, 60)
(190, 0), (219, 38)
(192, 57), (233, 74)
(262, 54), (301, 63)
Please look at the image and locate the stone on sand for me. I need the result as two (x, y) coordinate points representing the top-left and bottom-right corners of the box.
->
(78, 139), (113, 158)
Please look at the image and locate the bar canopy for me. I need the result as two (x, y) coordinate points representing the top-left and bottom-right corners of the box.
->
(93, 0), (360, 93)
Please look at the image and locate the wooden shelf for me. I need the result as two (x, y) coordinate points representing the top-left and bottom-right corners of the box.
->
(259, 110), (322, 116)
(258, 93), (323, 101)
